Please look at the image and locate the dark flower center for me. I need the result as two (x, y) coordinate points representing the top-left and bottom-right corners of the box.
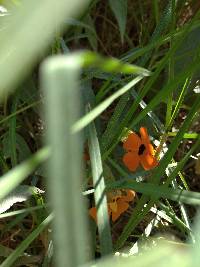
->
(138, 144), (146, 155)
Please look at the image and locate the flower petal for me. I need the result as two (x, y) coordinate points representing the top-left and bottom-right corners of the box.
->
(111, 200), (129, 222)
(140, 128), (157, 157)
(146, 143), (155, 155)
(121, 189), (136, 202)
(89, 206), (111, 223)
(140, 153), (158, 170)
(123, 132), (141, 152)
(140, 127), (150, 144)
(109, 201), (118, 212)
(123, 152), (140, 171)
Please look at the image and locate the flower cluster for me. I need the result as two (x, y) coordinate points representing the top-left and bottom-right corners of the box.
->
(89, 189), (135, 222)
(89, 127), (158, 223)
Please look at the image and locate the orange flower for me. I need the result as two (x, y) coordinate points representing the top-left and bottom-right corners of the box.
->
(89, 189), (135, 222)
(123, 127), (158, 172)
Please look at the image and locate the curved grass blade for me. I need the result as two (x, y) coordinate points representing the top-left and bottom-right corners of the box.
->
(81, 51), (150, 75)
(0, 0), (91, 98)
(0, 146), (50, 202)
(0, 204), (48, 219)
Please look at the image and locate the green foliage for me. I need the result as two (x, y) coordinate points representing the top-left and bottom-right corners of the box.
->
(0, 1), (200, 267)
(108, 0), (127, 42)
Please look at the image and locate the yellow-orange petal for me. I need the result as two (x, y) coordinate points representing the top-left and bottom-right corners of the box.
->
(121, 189), (136, 202)
(109, 201), (118, 212)
(111, 200), (129, 222)
(145, 143), (155, 156)
(123, 132), (141, 152)
(123, 152), (140, 171)
(140, 153), (158, 170)
(89, 207), (97, 222)
(140, 127), (151, 144)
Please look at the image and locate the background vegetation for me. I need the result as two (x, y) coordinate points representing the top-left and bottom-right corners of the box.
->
(0, 0), (200, 266)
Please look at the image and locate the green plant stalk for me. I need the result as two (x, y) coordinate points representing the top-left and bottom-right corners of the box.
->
(88, 105), (113, 255)
(42, 55), (89, 267)
(153, 0), (159, 24)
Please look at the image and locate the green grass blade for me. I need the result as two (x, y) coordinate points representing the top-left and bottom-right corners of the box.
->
(0, 204), (47, 219)
(108, 0), (127, 43)
(0, 0), (91, 98)
(191, 210), (200, 265)
(167, 77), (190, 130)
(101, 1), (173, 153)
(42, 55), (89, 267)
(88, 105), (113, 255)
(165, 0), (176, 128)
(0, 100), (41, 126)
(72, 75), (145, 133)
(114, 97), (200, 248)
(168, 132), (200, 139)
(1, 213), (53, 267)
(9, 94), (18, 167)
(140, 0), (173, 66)
(158, 201), (192, 235)
(108, 179), (200, 206)
(0, 146), (50, 201)
(128, 58), (200, 133)
(103, 35), (200, 159)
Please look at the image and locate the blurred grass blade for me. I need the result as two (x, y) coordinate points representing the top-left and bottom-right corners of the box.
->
(82, 241), (190, 267)
(81, 51), (151, 75)
(1, 213), (53, 267)
(191, 210), (200, 266)
(0, 204), (47, 219)
(108, 0), (127, 43)
(0, 146), (50, 201)
(42, 55), (88, 267)
(88, 105), (113, 255)
(0, 0), (91, 97)
(168, 132), (199, 139)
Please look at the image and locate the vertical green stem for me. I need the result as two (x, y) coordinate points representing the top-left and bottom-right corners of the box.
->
(42, 55), (88, 267)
